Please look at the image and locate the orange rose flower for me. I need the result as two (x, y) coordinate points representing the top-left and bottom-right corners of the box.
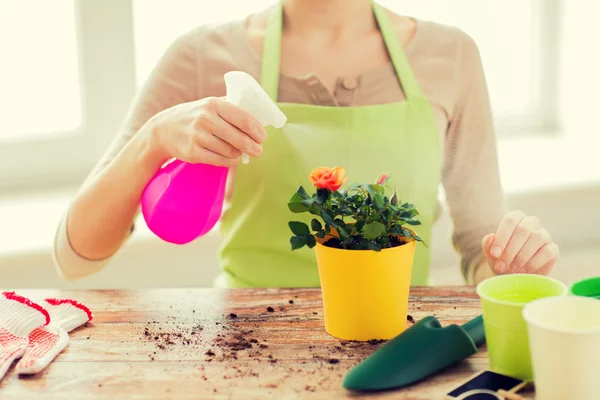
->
(309, 167), (347, 191)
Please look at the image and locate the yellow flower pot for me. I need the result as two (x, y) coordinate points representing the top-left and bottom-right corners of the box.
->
(314, 235), (416, 341)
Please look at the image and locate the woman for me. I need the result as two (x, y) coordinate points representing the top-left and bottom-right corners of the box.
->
(53, 0), (559, 287)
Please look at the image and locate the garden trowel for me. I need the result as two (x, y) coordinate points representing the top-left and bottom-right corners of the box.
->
(343, 315), (486, 391)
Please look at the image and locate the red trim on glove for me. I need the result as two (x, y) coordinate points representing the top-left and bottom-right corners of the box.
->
(45, 298), (93, 322)
(2, 291), (50, 326)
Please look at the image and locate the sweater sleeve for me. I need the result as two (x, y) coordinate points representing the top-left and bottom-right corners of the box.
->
(442, 32), (507, 284)
(53, 31), (199, 281)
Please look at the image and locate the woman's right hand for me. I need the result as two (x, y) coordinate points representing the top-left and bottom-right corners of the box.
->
(144, 97), (267, 167)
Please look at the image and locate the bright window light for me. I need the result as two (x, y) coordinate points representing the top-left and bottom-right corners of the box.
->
(379, 0), (537, 120)
(0, 0), (82, 140)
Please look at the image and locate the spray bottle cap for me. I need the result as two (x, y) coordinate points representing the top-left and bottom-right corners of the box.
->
(224, 71), (287, 128)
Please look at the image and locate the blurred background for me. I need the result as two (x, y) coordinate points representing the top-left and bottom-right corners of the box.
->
(0, 0), (598, 289)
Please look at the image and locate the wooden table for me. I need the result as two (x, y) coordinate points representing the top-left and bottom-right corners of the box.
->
(0, 287), (534, 399)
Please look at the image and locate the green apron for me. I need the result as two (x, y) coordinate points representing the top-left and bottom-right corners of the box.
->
(216, 3), (441, 288)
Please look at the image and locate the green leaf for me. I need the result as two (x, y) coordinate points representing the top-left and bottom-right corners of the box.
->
(316, 188), (330, 205)
(355, 220), (365, 232)
(289, 221), (310, 236)
(367, 242), (382, 251)
(320, 210), (335, 226)
(311, 219), (322, 231)
(390, 224), (402, 235)
(374, 193), (384, 209)
(354, 240), (369, 250)
(306, 235), (317, 248)
(297, 186), (311, 200)
(339, 206), (352, 215)
(362, 222), (386, 240)
(288, 193), (309, 213)
(288, 202), (309, 213)
(404, 218), (422, 226)
(338, 228), (348, 239)
(290, 236), (307, 250)
(316, 230), (326, 239)
(343, 236), (354, 246)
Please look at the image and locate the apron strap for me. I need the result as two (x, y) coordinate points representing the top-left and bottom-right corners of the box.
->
(372, 2), (423, 100)
(260, 1), (423, 101)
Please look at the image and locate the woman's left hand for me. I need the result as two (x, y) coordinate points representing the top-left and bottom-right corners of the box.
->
(481, 210), (559, 276)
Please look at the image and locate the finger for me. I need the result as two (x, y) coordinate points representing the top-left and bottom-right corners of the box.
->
(215, 98), (267, 143)
(210, 116), (263, 157)
(481, 233), (496, 268)
(195, 130), (242, 159)
(521, 243), (559, 274)
(496, 216), (541, 273)
(512, 229), (551, 273)
(490, 210), (526, 265)
(187, 146), (240, 167)
(534, 260), (555, 276)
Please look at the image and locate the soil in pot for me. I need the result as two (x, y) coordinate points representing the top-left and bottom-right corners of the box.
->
(323, 236), (407, 249)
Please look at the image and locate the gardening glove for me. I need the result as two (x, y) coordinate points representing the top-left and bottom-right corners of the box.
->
(16, 298), (93, 375)
(0, 291), (49, 381)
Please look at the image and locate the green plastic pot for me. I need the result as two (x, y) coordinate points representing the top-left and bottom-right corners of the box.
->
(476, 274), (567, 381)
(569, 277), (600, 299)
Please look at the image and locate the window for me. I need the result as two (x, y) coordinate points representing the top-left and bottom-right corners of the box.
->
(0, 0), (136, 191)
(0, 0), (81, 140)
(379, 0), (557, 133)
(0, 0), (559, 191)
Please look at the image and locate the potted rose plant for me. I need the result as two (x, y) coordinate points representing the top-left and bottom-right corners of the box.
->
(288, 167), (423, 341)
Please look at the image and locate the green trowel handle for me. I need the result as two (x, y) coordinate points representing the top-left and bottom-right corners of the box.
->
(462, 315), (485, 347)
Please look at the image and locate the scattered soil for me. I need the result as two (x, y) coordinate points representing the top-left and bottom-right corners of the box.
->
(407, 315), (415, 324)
(139, 302), (408, 393)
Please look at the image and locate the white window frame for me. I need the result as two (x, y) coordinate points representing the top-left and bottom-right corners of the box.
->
(0, 0), (561, 191)
(0, 0), (136, 191)
(493, 0), (562, 136)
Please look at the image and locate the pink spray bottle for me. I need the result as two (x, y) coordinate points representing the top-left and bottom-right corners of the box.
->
(140, 71), (287, 244)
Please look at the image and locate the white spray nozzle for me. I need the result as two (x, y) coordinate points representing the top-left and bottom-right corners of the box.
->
(224, 71), (287, 164)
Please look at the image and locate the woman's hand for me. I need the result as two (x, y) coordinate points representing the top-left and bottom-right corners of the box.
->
(481, 210), (559, 276)
(145, 97), (267, 167)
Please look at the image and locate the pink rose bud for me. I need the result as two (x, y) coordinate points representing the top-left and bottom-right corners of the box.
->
(376, 173), (389, 185)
